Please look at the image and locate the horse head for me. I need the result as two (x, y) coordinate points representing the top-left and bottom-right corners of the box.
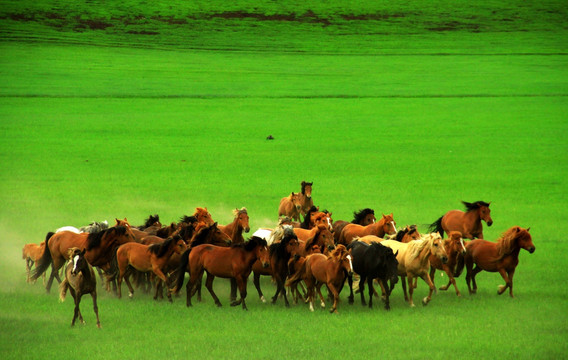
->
(248, 236), (270, 268)
(301, 181), (313, 200)
(233, 207), (250, 233)
(381, 213), (397, 236)
(70, 248), (87, 276)
(512, 226), (535, 254)
(479, 202), (493, 227)
(194, 207), (215, 226)
(332, 245), (353, 277)
(448, 231), (466, 256)
(428, 233), (448, 264)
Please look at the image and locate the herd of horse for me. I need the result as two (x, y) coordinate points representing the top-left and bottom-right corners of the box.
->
(22, 181), (536, 326)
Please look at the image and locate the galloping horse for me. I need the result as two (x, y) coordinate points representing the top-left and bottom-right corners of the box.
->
(464, 226), (534, 297)
(31, 226), (136, 293)
(174, 237), (270, 310)
(347, 240), (399, 310)
(59, 248), (101, 328)
(218, 207), (250, 244)
(332, 208), (376, 244)
(381, 233), (448, 307)
(116, 235), (187, 301)
(429, 201), (493, 239)
(338, 214), (397, 246)
(429, 231), (467, 296)
(188, 222), (232, 247)
(286, 245), (353, 313)
(22, 240), (46, 284)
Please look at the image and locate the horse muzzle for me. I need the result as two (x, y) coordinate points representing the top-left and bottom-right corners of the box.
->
(327, 245), (336, 251)
(441, 256), (449, 264)
(245, 227), (250, 233)
(262, 261), (270, 268)
(527, 246), (535, 254)
(487, 220), (493, 227)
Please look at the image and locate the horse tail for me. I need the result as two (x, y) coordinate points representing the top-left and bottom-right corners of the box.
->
(285, 257), (306, 287)
(428, 216), (444, 238)
(30, 232), (54, 281)
(454, 254), (466, 278)
(59, 277), (69, 302)
(173, 247), (192, 294)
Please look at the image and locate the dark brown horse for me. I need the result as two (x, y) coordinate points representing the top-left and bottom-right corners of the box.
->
(332, 208), (376, 244)
(286, 245), (353, 313)
(429, 231), (467, 296)
(174, 236), (270, 310)
(116, 235), (187, 301)
(59, 248), (101, 328)
(429, 201), (493, 239)
(31, 226), (136, 293)
(218, 207), (250, 244)
(464, 226), (534, 297)
(338, 214), (397, 246)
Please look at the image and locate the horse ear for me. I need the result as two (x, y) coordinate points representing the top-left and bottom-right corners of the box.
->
(394, 250), (399, 257)
(526, 227), (531, 232)
(80, 248), (86, 256)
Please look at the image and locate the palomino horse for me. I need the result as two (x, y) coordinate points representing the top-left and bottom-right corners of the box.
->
(22, 240), (47, 284)
(286, 245), (353, 313)
(116, 235), (187, 301)
(464, 226), (534, 297)
(332, 208), (376, 244)
(381, 233), (448, 307)
(59, 248), (101, 328)
(31, 226), (136, 293)
(429, 231), (467, 296)
(429, 201), (493, 239)
(174, 236), (270, 310)
(251, 228), (300, 305)
(338, 214), (397, 246)
(347, 240), (399, 310)
(218, 207), (250, 244)
(278, 192), (303, 222)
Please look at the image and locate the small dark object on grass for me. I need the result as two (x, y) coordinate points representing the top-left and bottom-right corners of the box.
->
(267, 135), (274, 140)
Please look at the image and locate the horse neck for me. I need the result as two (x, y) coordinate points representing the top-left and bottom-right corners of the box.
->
(77, 263), (94, 283)
(497, 238), (521, 259)
(370, 220), (385, 236)
(414, 241), (433, 267)
(464, 209), (482, 227)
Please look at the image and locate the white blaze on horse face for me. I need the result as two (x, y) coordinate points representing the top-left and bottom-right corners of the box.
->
(72, 255), (80, 273)
(459, 238), (466, 252)
(346, 255), (353, 273)
(327, 218), (332, 231)
(391, 222), (397, 233)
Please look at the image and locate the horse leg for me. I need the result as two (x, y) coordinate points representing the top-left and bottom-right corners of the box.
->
(327, 282), (340, 314)
(420, 272), (436, 306)
(429, 267), (438, 294)
(45, 264), (57, 294)
(497, 268), (515, 297)
(253, 272), (266, 303)
(315, 283), (326, 309)
(91, 291), (101, 328)
(70, 289), (80, 326)
(359, 274), (367, 306)
(406, 275), (416, 307)
(204, 273), (222, 307)
(229, 278), (238, 302)
(232, 276), (248, 310)
(151, 267), (171, 302)
(367, 277), (375, 308)
(379, 279), (391, 310)
(443, 264), (461, 296)
(25, 259), (32, 283)
(347, 274), (354, 305)
(401, 275), (409, 302)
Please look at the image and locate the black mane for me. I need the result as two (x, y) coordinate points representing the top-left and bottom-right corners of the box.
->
(190, 223), (216, 247)
(86, 226), (127, 251)
(300, 206), (320, 229)
(301, 181), (313, 195)
(139, 214), (160, 229)
(179, 215), (197, 226)
(352, 208), (375, 224)
(235, 236), (267, 251)
(462, 201), (490, 212)
(269, 231), (298, 259)
(148, 235), (181, 258)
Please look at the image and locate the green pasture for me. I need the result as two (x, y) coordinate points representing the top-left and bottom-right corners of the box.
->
(1, 1), (567, 359)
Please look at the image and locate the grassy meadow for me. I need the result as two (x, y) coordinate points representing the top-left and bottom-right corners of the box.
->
(0, 1), (567, 359)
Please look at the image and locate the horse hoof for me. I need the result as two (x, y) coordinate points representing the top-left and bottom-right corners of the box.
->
(422, 297), (429, 306)
(128, 292), (133, 298)
(260, 296), (266, 303)
(497, 285), (506, 295)
(409, 303), (416, 308)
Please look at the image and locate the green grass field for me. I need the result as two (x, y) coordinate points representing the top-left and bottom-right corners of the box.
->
(1, 1), (567, 359)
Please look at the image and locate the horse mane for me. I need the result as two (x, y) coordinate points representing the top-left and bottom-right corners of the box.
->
(496, 226), (527, 257)
(395, 225), (418, 242)
(300, 206), (319, 229)
(235, 236), (267, 251)
(190, 223), (216, 247)
(329, 244), (347, 260)
(232, 207), (247, 217)
(86, 226), (126, 251)
(352, 208), (375, 223)
(148, 235), (181, 258)
(179, 215), (197, 225)
(269, 231), (298, 258)
(407, 233), (438, 260)
(140, 214), (160, 229)
(301, 181), (313, 195)
(462, 200), (490, 212)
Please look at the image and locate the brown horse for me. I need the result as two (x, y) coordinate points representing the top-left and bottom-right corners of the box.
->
(332, 208), (376, 244)
(338, 214), (397, 246)
(188, 222), (232, 247)
(286, 245), (353, 313)
(297, 181), (314, 217)
(278, 192), (303, 222)
(114, 218), (149, 241)
(381, 233), (449, 307)
(136, 214), (162, 235)
(294, 223), (336, 255)
(22, 240), (47, 284)
(31, 226), (136, 293)
(174, 236), (270, 310)
(429, 201), (493, 239)
(193, 207), (215, 226)
(59, 248), (101, 328)
(429, 231), (467, 296)
(218, 207), (250, 244)
(116, 235), (187, 301)
(464, 226), (534, 297)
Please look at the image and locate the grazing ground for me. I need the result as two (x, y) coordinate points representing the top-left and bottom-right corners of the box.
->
(0, 1), (567, 359)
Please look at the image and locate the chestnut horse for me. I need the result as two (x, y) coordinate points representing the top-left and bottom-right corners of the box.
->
(174, 236), (270, 310)
(429, 231), (467, 296)
(464, 226), (534, 297)
(218, 207), (250, 244)
(429, 201), (493, 239)
(22, 240), (47, 284)
(332, 208), (376, 244)
(116, 235), (187, 301)
(31, 226), (136, 293)
(294, 223), (336, 255)
(286, 245), (353, 313)
(278, 192), (303, 222)
(59, 248), (101, 328)
(381, 233), (448, 307)
(338, 214), (397, 246)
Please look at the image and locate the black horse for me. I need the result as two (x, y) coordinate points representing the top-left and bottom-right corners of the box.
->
(347, 241), (399, 310)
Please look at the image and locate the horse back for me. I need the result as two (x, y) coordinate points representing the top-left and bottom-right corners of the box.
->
(306, 253), (332, 283)
(50, 232), (88, 262)
(191, 245), (234, 278)
(465, 239), (503, 271)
